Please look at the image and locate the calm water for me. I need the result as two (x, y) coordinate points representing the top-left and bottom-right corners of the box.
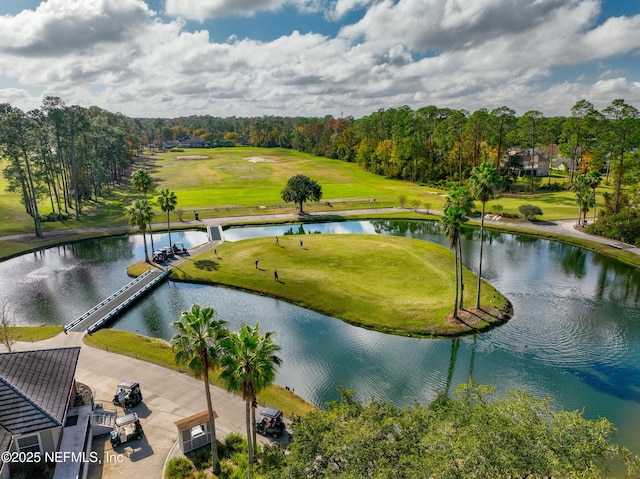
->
(2, 221), (640, 458)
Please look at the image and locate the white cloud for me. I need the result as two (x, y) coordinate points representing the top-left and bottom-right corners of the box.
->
(164, 0), (325, 19)
(0, 0), (153, 57)
(0, 0), (638, 118)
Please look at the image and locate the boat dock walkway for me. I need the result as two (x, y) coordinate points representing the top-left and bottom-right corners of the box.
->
(64, 225), (226, 334)
(64, 269), (170, 333)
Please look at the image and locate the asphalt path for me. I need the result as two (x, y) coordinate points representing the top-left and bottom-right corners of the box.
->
(3, 207), (639, 258)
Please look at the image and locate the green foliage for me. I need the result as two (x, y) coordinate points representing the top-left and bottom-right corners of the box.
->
(258, 443), (287, 473)
(165, 457), (195, 479)
(490, 203), (503, 214)
(589, 208), (640, 246)
(191, 447), (213, 470)
(277, 384), (640, 479)
(221, 433), (247, 458)
(281, 174), (322, 213)
(398, 194), (407, 207)
(519, 203), (543, 220)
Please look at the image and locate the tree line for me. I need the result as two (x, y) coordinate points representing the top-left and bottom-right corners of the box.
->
(0, 97), (140, 237)
(139, 100), (639, 194)
(3, 98), (640, 243)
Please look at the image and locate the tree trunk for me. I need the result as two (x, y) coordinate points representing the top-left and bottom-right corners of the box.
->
(21, 148), (43, 238)
(245, 398), (254, 478)
(475, 202), (485, 308)
(458, 239), (464, 310)
(453, 241), (459, 319)
(167, 211), (173, 249)
(202, 364), (220, 472)
(142, 230), (149, 263)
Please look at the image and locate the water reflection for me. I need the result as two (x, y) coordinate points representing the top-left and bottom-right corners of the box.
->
(3, 220), (640, 460)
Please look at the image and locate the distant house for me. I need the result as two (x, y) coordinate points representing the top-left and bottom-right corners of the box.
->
(178, 136), (206, 148)
(162, 136), (206, 149)
(503, 147), (550, 177)
(0, 347), (94, 479)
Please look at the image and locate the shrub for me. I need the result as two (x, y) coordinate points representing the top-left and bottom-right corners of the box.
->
(398, 194), (407, 207)
(165, 457), (195, 479)
(192, 447), (212, 470)
(258, 443), (287, 472)
(519, 204), (543, 220)
(588, 209), (640, 246)
(490, 204), (504, 214)
(222, 433), (247, 459)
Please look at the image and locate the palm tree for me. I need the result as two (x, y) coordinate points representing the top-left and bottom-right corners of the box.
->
(157, 188), (178, 249)
(585, 170), (602, 223)
(468, 162), (503, 308)
(127, 199), (153, 263)
(442, 186), (473, 309)
(132, 169), (156, 252)
(171, 305), (229, 473)
(220, 323), (282, 477)
(440, 205), (468, 319)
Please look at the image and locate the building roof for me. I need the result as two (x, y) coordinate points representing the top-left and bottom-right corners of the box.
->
(0, 424), (11, 460)
(0, 347), (80, 435)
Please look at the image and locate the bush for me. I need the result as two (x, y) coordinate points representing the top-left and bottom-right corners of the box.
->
(490, 204), (504, 215)
(258, 443), (287, 472)
(588, 209), (640, 246)
(519, 204), (543, 220)
(222, 433), (247, 459)
(165, 457), (195, 479)
(191, 448), (212, 470)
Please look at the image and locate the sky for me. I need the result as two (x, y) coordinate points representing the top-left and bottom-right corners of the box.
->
(0, 0), (639, 119)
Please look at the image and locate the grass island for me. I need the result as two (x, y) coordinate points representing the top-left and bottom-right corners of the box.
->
(167, 234), (512, 337)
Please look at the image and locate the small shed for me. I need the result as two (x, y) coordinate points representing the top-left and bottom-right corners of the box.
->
(174, 411), (217, 454)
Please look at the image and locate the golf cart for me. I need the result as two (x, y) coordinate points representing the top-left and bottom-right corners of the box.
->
(160, 246), (174, 259)
(152, 250), (166, 263)
(173, 242), (188, 255)
(256, 407), (285, 437)
(109, 413), (144, 447)
(112, 380), (143, 408)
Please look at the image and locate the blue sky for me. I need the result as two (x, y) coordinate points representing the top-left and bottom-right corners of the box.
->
(0, 0), (638, 118)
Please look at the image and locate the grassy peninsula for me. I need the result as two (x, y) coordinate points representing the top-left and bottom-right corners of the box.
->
(170, 234), (511, 337)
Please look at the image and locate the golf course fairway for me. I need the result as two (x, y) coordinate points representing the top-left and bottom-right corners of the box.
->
(170, 234), (512, 337)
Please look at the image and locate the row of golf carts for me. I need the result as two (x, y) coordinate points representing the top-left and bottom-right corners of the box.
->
(110, 381), (144, 447)
(152, 242), (187, 263)
(107, 380), (287, 450)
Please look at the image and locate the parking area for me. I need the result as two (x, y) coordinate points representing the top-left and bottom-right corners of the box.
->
(12, 332), (255, 478)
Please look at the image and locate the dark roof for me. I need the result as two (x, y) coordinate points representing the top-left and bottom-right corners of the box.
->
(0, 347), (80, 435)
(0, 424), (11, 460)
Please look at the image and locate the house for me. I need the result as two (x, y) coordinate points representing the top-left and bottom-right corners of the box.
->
(178, 136), (206, 148)
(503, 147), (551, 177)
(161, 136), (207, 149)
(0, 347), (94, 479)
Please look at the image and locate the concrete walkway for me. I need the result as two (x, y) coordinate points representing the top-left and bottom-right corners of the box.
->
(10, 332), (255, 478)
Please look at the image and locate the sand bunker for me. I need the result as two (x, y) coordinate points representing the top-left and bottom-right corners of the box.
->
(245, 156), (283, 163)
(175, 155), (209, 160)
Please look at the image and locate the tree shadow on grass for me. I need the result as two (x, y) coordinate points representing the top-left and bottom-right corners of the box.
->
(193, 259), (221, 271)
(448, 307), (506, 331)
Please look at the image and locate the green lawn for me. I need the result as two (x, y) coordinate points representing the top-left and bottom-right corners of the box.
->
(83, 329), (316, 419)
(170, 234), (510, 337)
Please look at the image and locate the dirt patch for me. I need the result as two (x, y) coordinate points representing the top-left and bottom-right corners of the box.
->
(245, 156), (283, 163)
(175, 155), (209, 160)
(445, 306), (510, 330)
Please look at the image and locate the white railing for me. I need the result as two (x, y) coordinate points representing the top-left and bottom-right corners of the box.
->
(86, 270), (170, 334)
(63, 270), (154, 332)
